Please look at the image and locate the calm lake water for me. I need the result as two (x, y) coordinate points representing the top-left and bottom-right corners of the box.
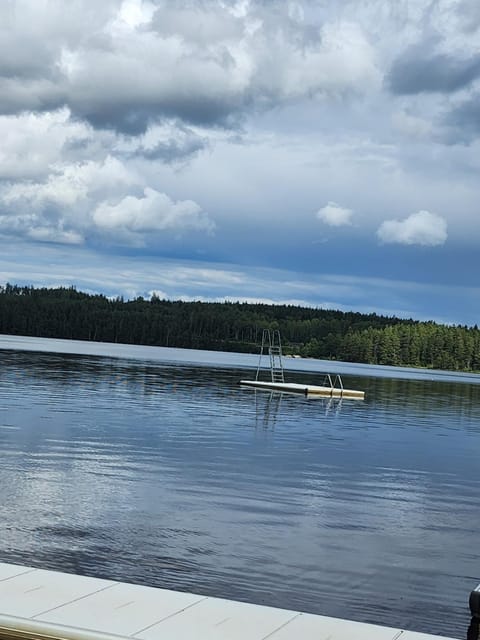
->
(0, 336), (479, 639)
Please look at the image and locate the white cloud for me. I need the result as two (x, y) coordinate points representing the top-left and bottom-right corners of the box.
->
(0, 109), (93, 181)
(116, 0), (155, 29)
(92, 187), (214, 235)
(0, 212), (85, 246)
(2, 156), (135, 209)
(0, 156), (214, 246)
(116, 119), (209, 162)
(316, 202), (353, 226)
(286, 21), (380, 97)
(377, 210), (448, 246)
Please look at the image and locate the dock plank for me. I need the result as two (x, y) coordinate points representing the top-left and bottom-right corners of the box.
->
(0, 564), (114, 618)
(0, 564), (36, 582)
(135, 596), (298, 640)
(263, 612), (401, 640)
(36, 582), (206, 636)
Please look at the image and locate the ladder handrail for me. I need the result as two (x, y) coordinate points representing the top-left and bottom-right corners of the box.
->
(320, 373), (344, 395)
(256, 329), (285, 383)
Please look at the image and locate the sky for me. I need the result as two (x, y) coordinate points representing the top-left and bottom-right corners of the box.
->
(0, 0), (479, 326)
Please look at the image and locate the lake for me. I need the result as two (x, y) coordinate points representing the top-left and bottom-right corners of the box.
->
(0, 335), (479, 639)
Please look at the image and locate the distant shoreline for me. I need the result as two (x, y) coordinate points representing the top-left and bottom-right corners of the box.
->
(1, 284), (479, 374)
(1, 333), (480, 385)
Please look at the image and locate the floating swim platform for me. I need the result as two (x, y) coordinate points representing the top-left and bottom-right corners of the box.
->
(241, 329), (365, 400)
(240, 379), (365, 398)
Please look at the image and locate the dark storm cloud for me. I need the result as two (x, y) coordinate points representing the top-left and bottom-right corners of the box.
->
(388, 49), (480, 95)
(136, 139), (206, 162)
(79, 107), (163, 137)
(134, 134), (208, 163)
(0, 0), (380, 136)
(77, 97), (244, 136)
(0, 2), (246, 134)
(0, 77), (66, 116)
(0, 1), (248, 134)
(0, 52), (246, 136)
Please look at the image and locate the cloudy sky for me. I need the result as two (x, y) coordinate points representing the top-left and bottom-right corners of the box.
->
(0, 0), (479, 325)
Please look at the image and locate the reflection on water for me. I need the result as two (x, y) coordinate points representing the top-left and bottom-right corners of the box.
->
(254, 391), (344, 429)
(0, 345), (479, 639)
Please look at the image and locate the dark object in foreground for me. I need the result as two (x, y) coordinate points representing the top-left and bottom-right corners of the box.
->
(470, 584), (480, 618)
(467, 618), (479, 640)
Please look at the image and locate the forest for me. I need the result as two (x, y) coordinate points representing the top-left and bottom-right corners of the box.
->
(0, 283), (479, 372)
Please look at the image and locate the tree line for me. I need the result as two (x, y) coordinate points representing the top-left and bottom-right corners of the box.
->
(0, 283), (479, 371)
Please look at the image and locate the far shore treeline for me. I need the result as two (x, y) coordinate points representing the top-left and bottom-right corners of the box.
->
(1, 283), (479, 372)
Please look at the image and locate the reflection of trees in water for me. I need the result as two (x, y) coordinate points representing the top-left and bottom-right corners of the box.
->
(0, 349), (240, 397)
(363, 375), (480, 424)
(254, 390), (343, 429)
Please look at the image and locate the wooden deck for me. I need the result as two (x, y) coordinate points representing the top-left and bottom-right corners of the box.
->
(0, 562), (455, 640)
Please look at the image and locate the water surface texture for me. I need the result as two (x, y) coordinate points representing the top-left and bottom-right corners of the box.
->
(0, 340), (479, 639)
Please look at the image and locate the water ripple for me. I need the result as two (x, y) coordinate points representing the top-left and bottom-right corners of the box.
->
(0, 345), (478, 639)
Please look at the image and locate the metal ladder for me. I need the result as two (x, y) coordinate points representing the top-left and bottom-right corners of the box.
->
(255, 329), (285, 383)
(320, 373), (344, 396)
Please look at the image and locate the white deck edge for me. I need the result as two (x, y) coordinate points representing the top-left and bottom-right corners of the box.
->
(0, 563), (458, 640)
